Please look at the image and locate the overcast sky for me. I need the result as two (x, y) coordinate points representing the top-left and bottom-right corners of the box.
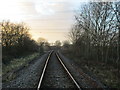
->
(0, 0), (117, 43)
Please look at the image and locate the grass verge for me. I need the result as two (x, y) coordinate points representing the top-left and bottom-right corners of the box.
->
(63, 53), (119, 89)
(2, 52), (40, 82)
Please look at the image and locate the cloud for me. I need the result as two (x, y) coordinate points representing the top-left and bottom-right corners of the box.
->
(0, 0), (86, 42)
(34, 0), (55, 15)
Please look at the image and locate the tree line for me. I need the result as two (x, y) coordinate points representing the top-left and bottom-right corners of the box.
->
(68, 2), (119, 67)
(1, 21), (39, 64)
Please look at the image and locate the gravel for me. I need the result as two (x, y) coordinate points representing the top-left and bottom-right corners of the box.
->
(2, 52), (50, 88)
(2, 50), (106, 89)
(41, 52), (76, 88)
(58, 51), (106, 89)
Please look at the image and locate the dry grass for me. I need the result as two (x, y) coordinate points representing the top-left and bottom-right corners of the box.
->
(63, 52), (119, 89)
(76, 59), (119, 88)
(3, 53), (39, 76)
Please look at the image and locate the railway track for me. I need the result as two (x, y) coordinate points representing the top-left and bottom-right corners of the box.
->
(37, 50), (81, 89)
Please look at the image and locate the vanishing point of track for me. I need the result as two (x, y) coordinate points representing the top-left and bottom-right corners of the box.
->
(37, 50), (81, 90)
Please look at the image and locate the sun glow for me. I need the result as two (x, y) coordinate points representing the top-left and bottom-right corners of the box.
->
(0, 0), (89, 43)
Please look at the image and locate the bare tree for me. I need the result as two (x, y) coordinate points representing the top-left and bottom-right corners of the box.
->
(54, 40), (61, 50)
(62, 40), (70, 50)
(112, 2), (120, 64)
(69, 2), (119, 64)
(1, 20), (38, 63)
(37, 37), (47, 54)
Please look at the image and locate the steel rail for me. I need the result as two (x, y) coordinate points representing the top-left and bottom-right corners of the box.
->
(56, 52), (81, 90)
(37, 51), (53, 90)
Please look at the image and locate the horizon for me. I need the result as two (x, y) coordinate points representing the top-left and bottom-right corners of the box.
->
(0, 0), (118, 43)
(0, 0), (89, 43)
